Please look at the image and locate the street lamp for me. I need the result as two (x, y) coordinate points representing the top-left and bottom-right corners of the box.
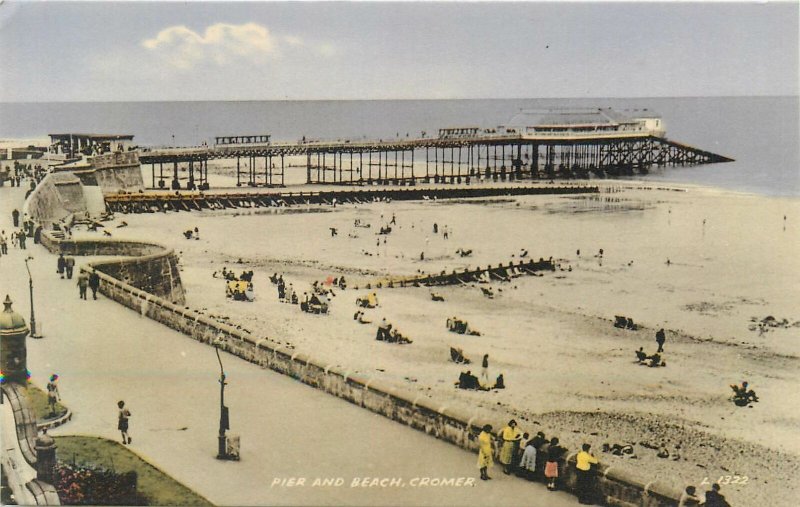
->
(213, 339), (232, 460)
(24, 256), (41, 339)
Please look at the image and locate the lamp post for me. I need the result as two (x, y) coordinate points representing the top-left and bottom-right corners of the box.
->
(24, 256), (41, 339)
(214, 341), (229, 459)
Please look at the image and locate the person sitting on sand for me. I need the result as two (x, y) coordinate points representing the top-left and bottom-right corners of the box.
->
(450, 347), (471, 364)
(494, 373), (505, 389)
(386, 327), (412, 344)
(353, 311), (371, 324)
(635, 347), (647, 363)
(376, 318), (391, 341)
(457, 370), (480, 390)
(647, 353), (662, 367)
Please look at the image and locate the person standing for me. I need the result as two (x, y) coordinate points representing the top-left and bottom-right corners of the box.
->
(17, 230), (26, 249)
(576, 443), (599, 504)
(480, 354), (490, 385)
(477, 424), (495, 481)
(499, 420), (522, 475)
(704, 483), (731, 507)
(46, 374), (61, 417)
(77, 271), (89, 300)
(57, 253), (66, 279)
(656, 328), (666, 353)
(117, 400), (132, 444)
(678, 485), (701, 507)
(11, 209), (19, 228)
(519, 435), (538, 479)
(64, 256), (75, 279)
(88, 270), (101, 300)
(544, 437), (565, 491)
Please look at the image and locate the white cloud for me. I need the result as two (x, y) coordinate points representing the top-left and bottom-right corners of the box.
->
(142, 23), (276, 70)
(283, 35), (304, 47)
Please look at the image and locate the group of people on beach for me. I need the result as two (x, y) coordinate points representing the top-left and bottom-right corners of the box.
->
(477, 421), (599, 503)
(633, 328), (668, 367)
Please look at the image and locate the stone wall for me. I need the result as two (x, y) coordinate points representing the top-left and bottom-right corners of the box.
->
(89, 267), (685, 507)
(23, 173), (86, 226)
(40, 233), (185, 305)
(89, 152), (144, 193)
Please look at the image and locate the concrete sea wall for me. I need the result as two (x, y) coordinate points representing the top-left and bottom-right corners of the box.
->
(84, 263), (686, 506)
(39, 232), (185, 305)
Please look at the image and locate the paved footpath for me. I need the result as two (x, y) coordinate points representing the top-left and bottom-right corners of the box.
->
(0, 182), (576, 506)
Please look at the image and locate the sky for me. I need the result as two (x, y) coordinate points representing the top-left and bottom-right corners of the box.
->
(0, 1), (797, 102)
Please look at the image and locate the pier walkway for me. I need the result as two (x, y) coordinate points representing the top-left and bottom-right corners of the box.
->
(138, 131), (733, 188)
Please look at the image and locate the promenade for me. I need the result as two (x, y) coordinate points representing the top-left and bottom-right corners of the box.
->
(0, 182), (576, 506)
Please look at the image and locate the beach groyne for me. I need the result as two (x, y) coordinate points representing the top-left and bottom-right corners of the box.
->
(104, 184), (599, 213)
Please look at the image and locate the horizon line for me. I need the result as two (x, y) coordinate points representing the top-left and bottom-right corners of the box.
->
(1, 94), (798, 105)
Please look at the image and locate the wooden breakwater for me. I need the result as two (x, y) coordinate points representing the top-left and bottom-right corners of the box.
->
(359, 258), (556, 290)
(104, 184), (598, 213)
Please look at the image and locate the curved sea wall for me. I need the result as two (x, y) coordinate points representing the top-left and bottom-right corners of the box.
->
(26, 173), (185, 304)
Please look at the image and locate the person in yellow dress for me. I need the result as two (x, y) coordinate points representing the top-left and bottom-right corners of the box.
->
(477, 424), (495, 481)
(499, 419), (522, 474)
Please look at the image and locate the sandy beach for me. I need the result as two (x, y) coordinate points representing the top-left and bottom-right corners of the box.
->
(78, 181), (799, 505)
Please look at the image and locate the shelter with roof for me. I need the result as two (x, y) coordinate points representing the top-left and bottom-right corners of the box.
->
(507, 108), (664, 137)
(49, 134), (135, 159)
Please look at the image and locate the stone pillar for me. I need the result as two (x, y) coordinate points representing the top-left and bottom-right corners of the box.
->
(35, 429), (58, 484)
(0, 295), (30, 384)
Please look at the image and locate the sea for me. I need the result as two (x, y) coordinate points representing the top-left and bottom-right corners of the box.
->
(1, 96), (797, 197)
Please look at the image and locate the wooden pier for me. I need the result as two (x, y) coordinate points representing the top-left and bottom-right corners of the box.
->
(138, 130), (734, 190)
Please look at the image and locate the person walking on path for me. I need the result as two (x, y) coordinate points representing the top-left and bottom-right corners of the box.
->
(576, 443), (599, 504)
(477, 424), (495, 481)
(656, 328), (666, 353)
(11, 209), (19, 228)
(46, 374), (61, 417)
(88, 270), (100, 300)
(77, 271), (89, 300)
(17, 230), (26, 249)
(499, 419), (523, 475)
(481, 354), (490, 385)
(0, 231), (7, 255)
(57, 253), (66, 279)
(64, 256), (75, 279)
(118, 400), (132, 444)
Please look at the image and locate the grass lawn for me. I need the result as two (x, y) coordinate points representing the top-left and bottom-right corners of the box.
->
(23, 383), (68, 421)
(55, 436), (213, 506)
